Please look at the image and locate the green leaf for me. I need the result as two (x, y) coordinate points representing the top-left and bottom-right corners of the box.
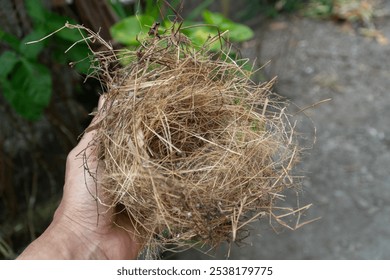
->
(184, 27), (220, 50)
(110, 15), (155, 45)
(0, 51), (19, 78)
(202, 11), (254, 42)
(48, 28), (91, 74)
(221, 22), (254, 42)
(26, 0), (81, 42)
(25, 0), (46, 24)
(1, 59), (52, 120)
(43, 12), (81, 42)
(186, 27), (212, 46)
(19, 30), (46, 60)
(0, 28), (20, 50)
(65, 44), (92, 74)
(202, 10), (226, 26)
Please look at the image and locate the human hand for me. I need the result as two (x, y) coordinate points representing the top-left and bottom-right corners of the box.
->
(18, 96), (140, 260)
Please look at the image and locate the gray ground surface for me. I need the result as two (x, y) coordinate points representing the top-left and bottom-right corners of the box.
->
(172, 4), (390, 260)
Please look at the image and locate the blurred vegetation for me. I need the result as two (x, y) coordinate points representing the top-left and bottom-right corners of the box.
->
(110, 1), (254, 50)
(0, 0), (90, 121)
(1, 0), (256, 121)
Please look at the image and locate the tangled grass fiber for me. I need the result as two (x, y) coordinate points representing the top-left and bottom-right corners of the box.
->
(76, 24), (304, 258)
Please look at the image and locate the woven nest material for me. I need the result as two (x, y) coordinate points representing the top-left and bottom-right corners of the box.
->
(84, 25), (302, 258)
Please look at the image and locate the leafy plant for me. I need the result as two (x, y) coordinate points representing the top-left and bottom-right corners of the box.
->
(0, 48), (51, 120)
(0, 0), (255, 121)
(110, 15), (155, 45)
(0, 0), (89, 120)
(200, 10), (254, 44)
(110, 3), (254, 51)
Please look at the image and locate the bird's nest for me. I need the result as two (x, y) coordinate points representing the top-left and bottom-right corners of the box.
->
(72, 22), (306, 258)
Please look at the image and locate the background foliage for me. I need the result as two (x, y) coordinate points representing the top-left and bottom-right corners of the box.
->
(0, 0), (90, 120)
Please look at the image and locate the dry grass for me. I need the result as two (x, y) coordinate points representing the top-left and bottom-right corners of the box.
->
(70, 22), (306, 258)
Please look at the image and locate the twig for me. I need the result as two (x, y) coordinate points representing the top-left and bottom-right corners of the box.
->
(294, 98), (332, 115)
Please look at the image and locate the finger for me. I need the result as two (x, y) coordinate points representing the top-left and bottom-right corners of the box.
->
(81, 94), (107, 142)
(70, 94), (106, 159)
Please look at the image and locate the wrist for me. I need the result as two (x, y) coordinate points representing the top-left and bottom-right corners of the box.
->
(17, 218), (108, 260)
(18, 203), (140, 259)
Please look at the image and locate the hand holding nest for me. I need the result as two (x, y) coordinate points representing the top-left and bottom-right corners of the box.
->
(18, 96), (140, 260)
